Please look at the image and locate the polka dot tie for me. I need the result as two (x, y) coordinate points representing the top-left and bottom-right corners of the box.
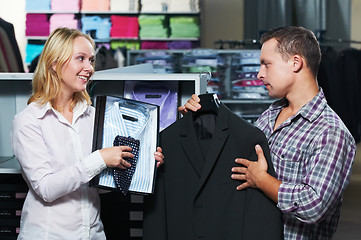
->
(113, 135), (140, 195)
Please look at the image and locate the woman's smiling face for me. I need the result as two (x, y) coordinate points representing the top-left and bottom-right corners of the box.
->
(59, 36), (95, 96)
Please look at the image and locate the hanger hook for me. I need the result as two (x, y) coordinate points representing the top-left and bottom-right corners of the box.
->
(199, 70), (212, 85)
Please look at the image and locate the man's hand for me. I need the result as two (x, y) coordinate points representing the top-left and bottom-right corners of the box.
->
(231, 144), (281, 203)
(177, 94), (201, 115)
(231, 144), (268, 190)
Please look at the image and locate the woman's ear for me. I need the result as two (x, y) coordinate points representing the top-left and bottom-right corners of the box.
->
(292, 55), (303, 73)
(51, 61), (57, 72)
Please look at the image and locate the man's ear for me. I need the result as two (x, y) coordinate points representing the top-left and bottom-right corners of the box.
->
(292, 55), (303, 73)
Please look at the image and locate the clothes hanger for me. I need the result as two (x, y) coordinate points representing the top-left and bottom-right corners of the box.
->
(194, 71), (220, 115)
(197, 92), (220, 115)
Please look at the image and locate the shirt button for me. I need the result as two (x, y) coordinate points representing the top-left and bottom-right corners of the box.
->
(293, 202), (298, 207)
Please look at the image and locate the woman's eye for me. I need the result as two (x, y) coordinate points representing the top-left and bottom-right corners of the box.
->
(77, 56), (84, 61)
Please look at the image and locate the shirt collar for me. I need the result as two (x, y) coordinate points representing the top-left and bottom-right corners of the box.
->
(269, 88), (327, 122)
(34, 100), (91, 119)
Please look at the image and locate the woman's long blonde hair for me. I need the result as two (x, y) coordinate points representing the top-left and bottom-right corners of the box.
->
(28, 27), (95, 111)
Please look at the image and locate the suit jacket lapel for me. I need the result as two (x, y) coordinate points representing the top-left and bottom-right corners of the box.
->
(195, 104), (229, 195)
(180, 112), (205, 177)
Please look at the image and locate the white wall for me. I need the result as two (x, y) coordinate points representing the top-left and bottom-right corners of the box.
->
(0, 0), (27, 70)
(201, 0), (244, 48)
(351, 0), (361, 48)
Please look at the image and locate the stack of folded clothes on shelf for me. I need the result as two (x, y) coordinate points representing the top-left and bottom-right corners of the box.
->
(141, 41), (168, 49)
(231, 51), (269, 99)
(25, 43), (44, 64)
(138, 15), (168, 38)
(140, 0), (199, 12)
(140, 0), (168, 12)
(81, 0), (110, 11)
(110, 15), (139, 38)
(49, 14), (79, 33)
(110, 0), (139, 12)
(134, 50), (176, 73)
(169, 16), (199, 38)
(167, 0), (199, 12)
(51, 0), (80, 11)
(25, 0), (51, 11)
(81, 16), (111, 39)
(167, 41), (197, 49)
(25, 14), (49, 36)
(181, 49), (226, 98)
(110, 41), (140, 50)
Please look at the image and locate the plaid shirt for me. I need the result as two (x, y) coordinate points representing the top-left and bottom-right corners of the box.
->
(255, 89), (355, 239)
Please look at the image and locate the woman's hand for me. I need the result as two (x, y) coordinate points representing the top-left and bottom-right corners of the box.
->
(154, 147), (164, 168)
(100, 146), (133, 169)
(100, 146), (164, 169)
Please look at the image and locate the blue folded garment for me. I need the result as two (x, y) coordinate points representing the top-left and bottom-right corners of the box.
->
(26, 0), (51, 10)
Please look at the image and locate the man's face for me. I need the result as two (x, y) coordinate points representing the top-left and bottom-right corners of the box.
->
(257, 38), (294, 99)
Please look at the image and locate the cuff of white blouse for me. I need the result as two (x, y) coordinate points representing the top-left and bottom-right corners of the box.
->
(84, 150), (107, 179)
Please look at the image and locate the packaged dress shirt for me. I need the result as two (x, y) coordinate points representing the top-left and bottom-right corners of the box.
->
(91, 95), (159, 195)
(123, 81), (178, 130)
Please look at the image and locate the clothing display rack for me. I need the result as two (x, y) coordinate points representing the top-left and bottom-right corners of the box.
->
(214, 39), (261, 49)
(0, 69), (206, 240)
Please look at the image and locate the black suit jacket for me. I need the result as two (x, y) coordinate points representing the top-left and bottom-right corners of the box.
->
(143, 104), (283, 240)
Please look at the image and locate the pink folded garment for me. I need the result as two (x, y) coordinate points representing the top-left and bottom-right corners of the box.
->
(51, 0), (80, 11)
(49, 14), (78, 31)
(49, 14), (76, 22)
(141, 41), (168, 49)
(26, 28), (50, 36)
(50, 20), (79, 32)
(110, 28), (138, 38)
(26, 13), (48, 21)
(110, 16), (139, 37)
(81, 0), (110, 11)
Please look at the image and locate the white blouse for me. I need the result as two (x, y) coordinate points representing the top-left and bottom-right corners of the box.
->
(11, 101), (107, 240)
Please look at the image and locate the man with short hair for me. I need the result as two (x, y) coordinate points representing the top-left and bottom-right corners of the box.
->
(180, 26), (355, 239)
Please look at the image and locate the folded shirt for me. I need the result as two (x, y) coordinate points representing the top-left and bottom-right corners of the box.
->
(81, 16), (111, 39)
(26, 14), (49, 36)
(50, 14), (79, 33)
(26, 0), (51, 11)
(81, 0), (110, 11)
(140, 0), (199, 12)
(110, 16), (139, 38)
(51, 0), (80, 11)
(25, 44), (44, 64)
(110, 0), (139, 12)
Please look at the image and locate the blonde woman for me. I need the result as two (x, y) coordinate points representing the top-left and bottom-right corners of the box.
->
(11, 27), (163, 239)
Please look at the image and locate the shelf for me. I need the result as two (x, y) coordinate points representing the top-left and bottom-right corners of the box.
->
(25, 10), (199, 15)
(0, 157), (21, 174)
(26, 37), (199, 42)
(140, 37), (199, 41)
(81, 11), (138, 14)
(140, 12), (200, 15)
(26, 10), (78, 14)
